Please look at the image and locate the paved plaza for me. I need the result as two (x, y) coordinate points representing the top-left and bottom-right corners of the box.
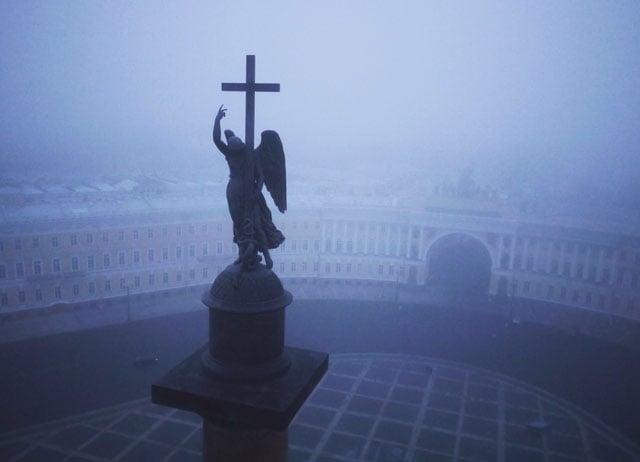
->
(1, 354), (638, 462)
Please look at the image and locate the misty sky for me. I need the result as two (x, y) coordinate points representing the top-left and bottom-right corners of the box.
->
(1, 1), (639, 197)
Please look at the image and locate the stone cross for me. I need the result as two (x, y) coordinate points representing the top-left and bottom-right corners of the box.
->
(221, 54), (280, 152)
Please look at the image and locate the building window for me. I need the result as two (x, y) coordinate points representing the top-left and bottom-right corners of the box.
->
(280, 262), (285, 273)
(52, 237), (58, 248)
(102, 233), (108, 243)
(217, 223), (222, 232)
(1, 293), (7, 306)
(134, 251), (140, 264)
(202, 243), (209, 256)
(71, 257), (79, 271)
(217, 243), (223, 254)
(346, 263), (351, 273)
(325, 263), (331, 273)
(303, 240), (309, 251)
(36, 289), (42, 301)
(347, 241), (353, 253)
(598, 294), (605, 308)
(176, 226), (182, 236)
(148, 229), (154, 238)
(55, 286), (62, 299)
(86, 233), (93, 244)
(53, 259), (61, 273)
(14, 238), (22, 250)
(291, 241), (297, 252)
(201, 224), (208, 233)
(87, 256), (95, 270)
(523, 281), (530, 294)
(149, 274), (155, 286)
(336, 240), (343, 252)
(514, 256), (522, 269)
(120, 278), (126, 290)
(525, 258), (534, 271)
(0, 265), (5, 279)
(105, 280), (111, 292)
(189, 269), (195, 280)
(203, 268), (209, 278)
(560, 287), (567, 300)
(176, 246), (183, 259)
(89, 282), (95, 294)
(135, 276), (140, 288)
(148, 249), (155, 262)
(189, 244), (195, 257)
(103, 254), (110, 268)
(162, 227), (167, 236)
(378, 265), (384, 276)
(32, 237), (39, 248)
(314, 240), (320, 252)
(176, 272), (183, 282)
(18, 291), (25, 304)
(611, 296), (620, 311)
(73, 284), (79, 296)
(133, 230), (139, 240)
(336, 263), (341, 273)
(313, 262), (319, 272)
(163, 272), (169, 284)
(302, 262), (307, 272)
(291, 262), (296, 272)
(118, 252), (125, 265)
(117, 231), (124, 241)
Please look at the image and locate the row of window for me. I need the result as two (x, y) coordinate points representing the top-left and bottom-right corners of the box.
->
(2, 224), (226, 251)
(499, 240), (640, 266)
(274, 260), (401, 277)
(0, 267), (211, 307)
(514, 279), (635, 314)
(500, 254), (639, 286)
(0, 243), (229, 278)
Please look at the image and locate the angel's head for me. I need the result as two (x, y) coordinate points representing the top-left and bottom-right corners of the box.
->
(224, 129), (245, 150)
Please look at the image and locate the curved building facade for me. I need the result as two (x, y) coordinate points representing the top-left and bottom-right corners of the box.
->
(2, 190), (639, 328)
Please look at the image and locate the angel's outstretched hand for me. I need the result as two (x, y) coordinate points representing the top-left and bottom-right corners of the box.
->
(215, 104), (227, 121)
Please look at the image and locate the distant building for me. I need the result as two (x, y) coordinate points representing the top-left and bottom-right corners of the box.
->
(1, 176), (639, 325)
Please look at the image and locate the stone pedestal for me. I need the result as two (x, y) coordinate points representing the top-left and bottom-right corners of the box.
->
(152, 263), (328, 461)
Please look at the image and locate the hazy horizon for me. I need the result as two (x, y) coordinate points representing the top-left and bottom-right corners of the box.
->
(1, 1), (639, 207)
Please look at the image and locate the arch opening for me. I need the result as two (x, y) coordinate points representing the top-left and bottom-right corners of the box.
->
(426, 233), (492, 302)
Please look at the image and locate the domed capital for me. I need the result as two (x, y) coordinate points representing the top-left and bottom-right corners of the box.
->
(203, 264), (292, 313)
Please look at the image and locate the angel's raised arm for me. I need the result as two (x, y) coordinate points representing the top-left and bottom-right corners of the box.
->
(212, 105), (228, 155)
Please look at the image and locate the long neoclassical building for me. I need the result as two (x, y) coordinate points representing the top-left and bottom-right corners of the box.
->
(1, 177), (639, 328)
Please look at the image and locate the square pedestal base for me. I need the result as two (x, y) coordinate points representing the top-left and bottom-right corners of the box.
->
(152, 345), (328, 430)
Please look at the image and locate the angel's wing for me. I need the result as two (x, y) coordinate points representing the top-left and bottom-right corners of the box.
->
(256, 130), (287, 213)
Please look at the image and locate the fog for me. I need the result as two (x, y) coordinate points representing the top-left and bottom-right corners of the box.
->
(1, 1), (640, 213)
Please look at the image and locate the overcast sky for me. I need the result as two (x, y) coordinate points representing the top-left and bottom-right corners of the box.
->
(1, 1), (639, 197)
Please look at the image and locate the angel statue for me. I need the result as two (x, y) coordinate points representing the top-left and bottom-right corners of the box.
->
(213, 104), (286, 270)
